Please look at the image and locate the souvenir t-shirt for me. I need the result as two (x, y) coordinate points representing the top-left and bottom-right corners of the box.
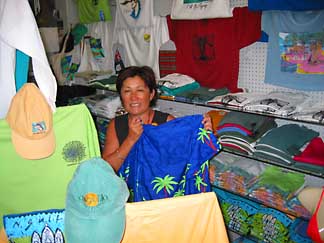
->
(77, 0), (112, 24)
(167, 7), (261, 92)
(115, 0), (154, 30)
(0, 104), (100, 228)
(262, 10), (324, 91)
(171, 0), (233, 20)
(86, 21), (115, 72)
(113, 16), (170, 78)
(248, 0), (324, 11)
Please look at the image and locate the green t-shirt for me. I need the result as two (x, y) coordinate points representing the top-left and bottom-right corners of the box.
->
(0, 104), (100, 228)
(77, 0), (112, 24)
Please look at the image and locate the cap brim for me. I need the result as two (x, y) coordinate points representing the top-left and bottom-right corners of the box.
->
(64, 208), (126, 243)
(11, 129), (56, 160)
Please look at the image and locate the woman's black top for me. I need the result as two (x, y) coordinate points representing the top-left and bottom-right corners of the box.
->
(114, 110), (170, 145)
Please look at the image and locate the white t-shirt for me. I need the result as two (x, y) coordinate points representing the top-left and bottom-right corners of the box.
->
(0, 0), (57, 119)
(171, 0), (233, 20)
(113, 16), (170, 78)
(115, 0), (154, 30)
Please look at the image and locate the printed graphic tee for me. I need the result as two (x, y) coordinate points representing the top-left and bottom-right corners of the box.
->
(262, 10), (324, 90)
(248, 0), (324, 11)
(0, 104), (100, 229)
(167, 7), (261, 92)
(77, 0), (112, 24)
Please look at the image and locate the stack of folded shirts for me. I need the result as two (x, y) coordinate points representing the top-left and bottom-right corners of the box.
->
(248, 166), (305, 212)
(293, 137), (324, 171)
(216, 111), (277, 155)
(207, 92), (263, 109)
(174, 86), (229, 104)
(243, 91), (309, 117)
(254, 124), (319, 165)
(88, 75), (117, 91)
(94, 95), (122, 119)
(290, 102), (324, 123)
(157, 73), (200, 96)
(209, 152), (265, 196)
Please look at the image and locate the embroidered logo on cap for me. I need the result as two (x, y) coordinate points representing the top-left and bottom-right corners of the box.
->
(84, 193), (99, 207)
(32, 121), (47, 134)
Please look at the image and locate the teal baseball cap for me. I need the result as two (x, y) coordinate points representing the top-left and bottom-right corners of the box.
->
(65, 157), (129, 243)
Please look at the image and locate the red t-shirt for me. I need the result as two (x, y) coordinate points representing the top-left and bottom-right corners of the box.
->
(167, 7), (261, 92)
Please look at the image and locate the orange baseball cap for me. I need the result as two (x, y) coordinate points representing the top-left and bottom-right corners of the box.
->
(6, 83), (55, 159)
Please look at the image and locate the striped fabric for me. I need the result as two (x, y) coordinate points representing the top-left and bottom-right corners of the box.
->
(159, 50), (176, 78)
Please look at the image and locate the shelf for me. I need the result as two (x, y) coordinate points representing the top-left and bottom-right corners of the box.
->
(158, 95), (324, 127)
(222, 148), (324, 179)
(84, 85), (324, 127)
(212, 184), (306, 220)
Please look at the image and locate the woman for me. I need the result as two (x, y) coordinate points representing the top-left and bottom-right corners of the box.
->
(102, 66), (212, 172)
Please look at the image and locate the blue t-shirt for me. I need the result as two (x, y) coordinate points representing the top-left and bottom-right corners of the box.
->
(249, 0), (324, 11)
(262, 10), (324, 91)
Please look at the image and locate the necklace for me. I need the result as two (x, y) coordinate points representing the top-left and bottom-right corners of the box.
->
(129, 110), (154, 124)
(144, 109), (153, 124)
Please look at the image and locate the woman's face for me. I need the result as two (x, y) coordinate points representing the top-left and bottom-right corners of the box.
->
(120, 75), (155, 116)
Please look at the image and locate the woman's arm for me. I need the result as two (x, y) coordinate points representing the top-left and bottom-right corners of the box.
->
(102, 117), (143, 172)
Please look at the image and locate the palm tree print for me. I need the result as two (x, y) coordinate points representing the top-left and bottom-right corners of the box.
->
(200, 160), (209, 174)
(152, 175), (178, 197)
(193, 160), (210, 192)
(197, 127), (210, 143)
(174, 188), (185, 197)
(119, 165), (130, 182)
(195, 175), (208, 191)
(179, 174), (186, 188)
(197, 128), (219, 151)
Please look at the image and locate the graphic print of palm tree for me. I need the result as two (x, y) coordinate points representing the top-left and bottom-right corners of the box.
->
(152, 175), (178, 197)
(194, 160), (209, 192)
(173, 174), (186, 197)
(197, 128), (218, 151)
(119, 165), (130, 182)
(200, 160), (208, 174)
(195, 174), (208, 192)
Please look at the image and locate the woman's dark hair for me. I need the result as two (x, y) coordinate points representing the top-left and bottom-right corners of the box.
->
(116, 66), (158, 105)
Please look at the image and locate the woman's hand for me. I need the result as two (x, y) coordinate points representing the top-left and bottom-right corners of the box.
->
(127, 116), (144, 142)
(202, 113), (213, 132)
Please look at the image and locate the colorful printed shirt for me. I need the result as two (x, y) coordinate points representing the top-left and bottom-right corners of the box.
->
(118, 114), (222, 202)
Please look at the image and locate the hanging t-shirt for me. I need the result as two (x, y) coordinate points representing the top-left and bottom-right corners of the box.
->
(248, 0), (324, 11)
(86, 21), (115, 72)
(0, 104), (101, 229)
(118, 114), (222, 202)
(171, 0), (233, 20)
(167, 7), (261, 92)
(0, 0), (57, 119)
(113, 16), (170, 78)
(76, 0), (112, 24)
(262, 10), (324, 91)
(115, 0), (154, 30)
